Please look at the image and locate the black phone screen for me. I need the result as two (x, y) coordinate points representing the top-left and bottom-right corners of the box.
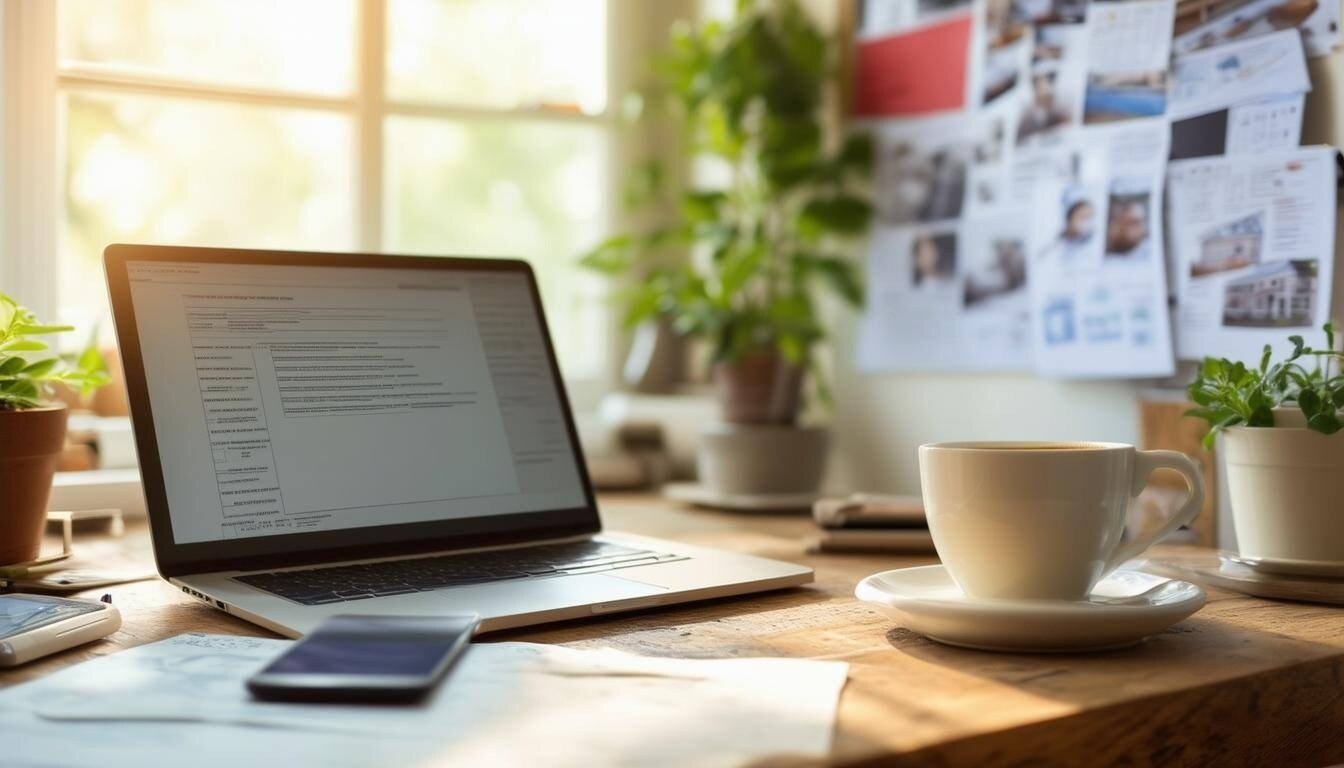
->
(260, 615), (477, 678)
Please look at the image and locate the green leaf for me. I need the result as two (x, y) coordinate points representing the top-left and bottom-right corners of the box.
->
(0, 339), (47, 353)
(0, 356), (24, 376)
(19, 358), (57, 378)
(622, 159), (664, 209)
(78, 345), (108, 374)
(681, 191), (728, 224)
(578, 235), (637, 274)
(797, 196), (873, 238)
(838, 132), (875, 173)
(10, 322), (74, 336)
(798, 254), (863, 307)
(1288, 335), (1305, 361)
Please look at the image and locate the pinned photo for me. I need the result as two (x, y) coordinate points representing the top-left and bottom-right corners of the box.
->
(964, 237), (1027, 307)
(1043, 296), (1077, 344)
(1222, 259), (1317, 327)
(1192, 211), (1265, 277)
(1104, 182), (1153, 260)
(1082, 70), (1168, 124)
(1017, 71), (1074, 143)
(910, 231), (959, 291)
(1054, 186), (1104, 265)
(874, 121), (1005, 225)
(981, 0), (1031, 105)
(1013, 0), (1088, 25)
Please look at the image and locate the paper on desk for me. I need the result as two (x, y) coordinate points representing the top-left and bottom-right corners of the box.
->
(0, 633), (848, 768)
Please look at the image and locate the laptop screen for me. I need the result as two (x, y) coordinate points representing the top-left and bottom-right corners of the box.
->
(122, 259), (589, 547)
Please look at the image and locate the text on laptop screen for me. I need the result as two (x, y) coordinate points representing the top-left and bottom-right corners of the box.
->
(125, 261), (588, 544)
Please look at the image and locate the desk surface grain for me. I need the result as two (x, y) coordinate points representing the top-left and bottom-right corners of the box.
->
(6, 493), (1344, 767)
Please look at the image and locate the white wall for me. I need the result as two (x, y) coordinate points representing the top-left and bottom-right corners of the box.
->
(827, 316), (1142, 492)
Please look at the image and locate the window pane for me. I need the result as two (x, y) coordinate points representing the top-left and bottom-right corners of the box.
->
(61, 93), (354, 324)
(384, 117), (609, 378)
(387, 0), (607, 115)
(58, 0), (356, 95)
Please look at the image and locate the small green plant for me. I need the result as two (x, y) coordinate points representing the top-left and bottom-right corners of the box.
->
(0, 293), (108, 410)
(1186, 322), (1344, 448)
(579, 0), (872, 392)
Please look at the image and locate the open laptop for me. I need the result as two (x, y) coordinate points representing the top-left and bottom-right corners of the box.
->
(104, 244), (811, 637)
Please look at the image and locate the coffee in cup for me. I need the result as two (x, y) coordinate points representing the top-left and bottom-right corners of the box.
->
(918, 441), (1203, 601)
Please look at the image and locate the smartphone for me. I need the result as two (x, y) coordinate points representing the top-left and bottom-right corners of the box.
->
(246, 614), (479, 703)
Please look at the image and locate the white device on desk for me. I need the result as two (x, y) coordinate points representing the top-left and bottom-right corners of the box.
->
(105, 244), (812, 639)
(0, 594), (122, 666)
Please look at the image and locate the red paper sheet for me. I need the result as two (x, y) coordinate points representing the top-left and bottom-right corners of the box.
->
(853, 15), (972, 117)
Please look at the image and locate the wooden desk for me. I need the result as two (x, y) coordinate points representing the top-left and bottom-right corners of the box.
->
(7, 493), (1344, 767)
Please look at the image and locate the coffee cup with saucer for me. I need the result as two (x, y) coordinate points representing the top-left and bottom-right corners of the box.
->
(856, 441), (1208, 652)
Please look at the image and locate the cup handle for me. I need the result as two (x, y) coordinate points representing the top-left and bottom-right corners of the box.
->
(1102, 449), (1205, 576)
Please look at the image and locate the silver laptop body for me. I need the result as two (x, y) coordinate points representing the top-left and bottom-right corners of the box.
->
(106, 244), (810, 637)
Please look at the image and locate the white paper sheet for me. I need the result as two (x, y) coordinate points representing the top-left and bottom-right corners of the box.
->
(1171, 93), (1306, 160)
(1225, 95), (1306, 154)
(1082, 0), (1176, 125)
(858, 213), (1033, 371)
(1168, 29), (1310, 120)
(1025, 119), (1177, 377)
(1015, 23), (1088, 149)
(1173, 0), (1342, 59)
(1168, 146), (1338, 361)
(870, 111), (1013, 227)
(0, 633), (849, 768)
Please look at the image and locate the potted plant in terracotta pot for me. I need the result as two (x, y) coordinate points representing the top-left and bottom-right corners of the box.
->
(1186, 323), (1344, 575)
(580, 0), (872, 496)
(0, 293), (107, 565)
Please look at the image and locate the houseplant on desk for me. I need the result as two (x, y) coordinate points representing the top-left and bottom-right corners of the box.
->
(0, 293), (107, 565)
(1186, 323), (1344, 573)
(581, 0), (873, 496)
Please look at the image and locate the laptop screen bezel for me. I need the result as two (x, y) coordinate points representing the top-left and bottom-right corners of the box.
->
(105, 244), (602, 578)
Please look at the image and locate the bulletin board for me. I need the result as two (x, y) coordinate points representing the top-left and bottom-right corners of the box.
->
(850, 0), (1340, 378)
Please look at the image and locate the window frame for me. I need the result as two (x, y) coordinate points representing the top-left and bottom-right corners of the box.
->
(1, 0), (683, 406)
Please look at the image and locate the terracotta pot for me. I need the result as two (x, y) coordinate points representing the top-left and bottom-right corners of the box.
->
(0, 404), (68, 565)
(711, 350), (803, 425)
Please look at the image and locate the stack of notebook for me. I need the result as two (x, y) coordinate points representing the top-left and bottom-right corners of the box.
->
(810, 494), (934, 554)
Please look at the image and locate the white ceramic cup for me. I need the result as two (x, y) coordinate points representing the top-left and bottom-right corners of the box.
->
(918, 441), (1204, 601)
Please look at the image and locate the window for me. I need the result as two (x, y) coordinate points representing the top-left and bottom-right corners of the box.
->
(7, 0), (636, 393)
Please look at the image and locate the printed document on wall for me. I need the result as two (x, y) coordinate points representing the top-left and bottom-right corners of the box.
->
(1168, 146), (1337, 361)
(857, 213), (1033, 372)
(1168, 29), (1310, 121)
(1081, 0), (1176, 126)
(1173, 0), (1341, 58)
(1026, 119), (1176, 377)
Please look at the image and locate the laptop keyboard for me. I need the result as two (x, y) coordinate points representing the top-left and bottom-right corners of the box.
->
(234, 540), (688, 606)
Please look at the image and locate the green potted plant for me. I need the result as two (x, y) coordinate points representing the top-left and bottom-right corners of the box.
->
(1186, 322), (1344, 574)
(580, 0), (873, 495)
(0, 293), (107, 565)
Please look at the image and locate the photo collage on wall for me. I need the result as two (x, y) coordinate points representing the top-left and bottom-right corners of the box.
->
(852, 0), (1339, 377)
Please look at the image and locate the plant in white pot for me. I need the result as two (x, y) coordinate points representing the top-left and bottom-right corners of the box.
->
(0, 293), (107, 565)
(1186, 323), (1344, 574)
(580, 0), (872, 496)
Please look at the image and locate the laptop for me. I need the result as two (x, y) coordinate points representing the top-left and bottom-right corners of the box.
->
(105, 244), (812, 638)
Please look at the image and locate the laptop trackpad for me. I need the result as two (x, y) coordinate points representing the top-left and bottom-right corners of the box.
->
(431, 573), (665, 618)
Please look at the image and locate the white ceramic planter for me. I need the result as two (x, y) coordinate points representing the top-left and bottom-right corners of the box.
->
(1222, 408), (1344, 565)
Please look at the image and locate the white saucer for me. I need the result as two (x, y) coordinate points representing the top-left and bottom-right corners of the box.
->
(662, 482), (817, 512)
(855, 566), (1205, 653)
(1223, 553), (1344, 579)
